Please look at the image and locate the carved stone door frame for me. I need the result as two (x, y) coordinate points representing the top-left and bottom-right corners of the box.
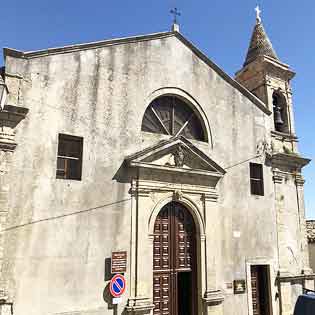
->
(124, 137), (226, 315)
(126, 180), (224, 315)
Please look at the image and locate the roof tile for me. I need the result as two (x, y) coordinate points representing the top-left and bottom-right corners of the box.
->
(244, 20), (279, 66)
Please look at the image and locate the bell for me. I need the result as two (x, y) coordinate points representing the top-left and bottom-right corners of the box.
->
(274, 107), (284, 126)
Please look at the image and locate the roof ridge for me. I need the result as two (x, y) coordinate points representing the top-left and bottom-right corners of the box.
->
(4, 31), (175, 59)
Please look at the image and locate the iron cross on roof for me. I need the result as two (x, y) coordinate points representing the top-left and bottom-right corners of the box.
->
(170, 7), (181, 24)
(255, 5), (262, 23)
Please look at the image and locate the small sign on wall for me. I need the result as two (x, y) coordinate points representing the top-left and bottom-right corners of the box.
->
(233, 279), (246, 294)
(111, 251), (127, 274)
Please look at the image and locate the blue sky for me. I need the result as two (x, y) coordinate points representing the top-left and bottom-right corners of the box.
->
(1, 1), (314, 217)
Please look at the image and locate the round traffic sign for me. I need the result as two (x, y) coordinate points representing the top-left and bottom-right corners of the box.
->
(109, 274), (126, 298)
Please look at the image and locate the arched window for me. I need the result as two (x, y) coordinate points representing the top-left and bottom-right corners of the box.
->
(272, 92), (289, 133)
(141, 96), (206, 142)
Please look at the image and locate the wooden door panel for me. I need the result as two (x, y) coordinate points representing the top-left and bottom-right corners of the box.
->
(153, 206), (170, 271)
(174, 205), (195, 271)
(251, 267), (261, 315)
(153, 202), (196, 315)
(153, 273), (171, 315)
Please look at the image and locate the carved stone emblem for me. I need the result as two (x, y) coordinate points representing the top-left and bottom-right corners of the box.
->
(256, 139), (273, 159)
(173, 145), (185, 167)
(173, 190), (183, 201)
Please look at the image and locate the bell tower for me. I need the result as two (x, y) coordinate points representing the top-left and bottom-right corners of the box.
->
(235, 7), (297, 151)
(236, 8), (313, 315)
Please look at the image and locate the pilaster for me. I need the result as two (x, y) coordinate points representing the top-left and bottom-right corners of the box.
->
(203, 194), (224, 315)
(0, 104), (27, 309)
(279, 281), (293, 315)
(127, 181), (155, 315)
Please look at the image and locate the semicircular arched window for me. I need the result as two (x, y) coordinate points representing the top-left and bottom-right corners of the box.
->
(141, 96), (206, 142)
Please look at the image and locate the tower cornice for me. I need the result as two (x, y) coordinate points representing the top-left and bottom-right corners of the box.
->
(236, 55), (295, 82)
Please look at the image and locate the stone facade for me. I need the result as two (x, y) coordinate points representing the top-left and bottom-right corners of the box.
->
(0, 17), (312, 315)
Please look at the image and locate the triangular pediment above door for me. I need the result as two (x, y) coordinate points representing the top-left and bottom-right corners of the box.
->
(125, 136), (226, 180)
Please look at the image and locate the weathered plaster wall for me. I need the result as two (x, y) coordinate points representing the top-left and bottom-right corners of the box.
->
(1, 34), (301, 315)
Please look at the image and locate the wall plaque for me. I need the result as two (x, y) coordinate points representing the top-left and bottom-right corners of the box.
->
(111, 251), (127, 274)
(233, 279), (246, 294)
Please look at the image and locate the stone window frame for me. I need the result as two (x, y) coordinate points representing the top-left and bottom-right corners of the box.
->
(141, 87), (213, 148)
(141, 95), (207, 142)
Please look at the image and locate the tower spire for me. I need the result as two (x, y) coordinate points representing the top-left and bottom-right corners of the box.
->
(243, 7), (279, 66)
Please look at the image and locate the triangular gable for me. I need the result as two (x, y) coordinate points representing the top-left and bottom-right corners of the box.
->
(4, 31), (270, 115)
(126, 136), (225, 179)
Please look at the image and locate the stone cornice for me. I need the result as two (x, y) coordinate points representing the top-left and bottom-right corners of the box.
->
(263, 56), (295, 80)
(271, 153), (311, 170)
(0, 105), (28, 121)
(271, 130), (298, 142)
(277, 274), (315, 282)
(130, 179), (219, 201)
(4, 32), (175, 59)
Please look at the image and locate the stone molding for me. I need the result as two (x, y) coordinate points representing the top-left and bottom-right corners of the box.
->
(295, 175), (305, 187)
(272, 171), (284, 184)
(146, 87), (213, 147)
(130, 179), (219, 202)
(271, 152), (310, 170)
(125, 136), (226, 184)
(203, 290), (224, 306)
(126, 297), (155, 315)
(271, 130), (298, 142)
(277, 274), (315, 282)
(202, 192), (219, 203)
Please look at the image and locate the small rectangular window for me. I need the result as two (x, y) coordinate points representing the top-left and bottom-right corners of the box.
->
(56, 134), (83, 180)
(250, 163), (264, 196)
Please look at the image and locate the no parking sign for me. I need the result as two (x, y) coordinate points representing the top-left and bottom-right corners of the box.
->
(109, 274), (126, 298)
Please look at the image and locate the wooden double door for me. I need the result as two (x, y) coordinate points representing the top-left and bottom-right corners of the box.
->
(153, 202), (197, 315)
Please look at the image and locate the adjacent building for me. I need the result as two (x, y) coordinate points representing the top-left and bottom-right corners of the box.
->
(0, 10), (313, 315)
(307, 221), (315, 273)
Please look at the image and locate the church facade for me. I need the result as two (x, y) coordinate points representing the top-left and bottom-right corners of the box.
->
(0, 12), (313, 315)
